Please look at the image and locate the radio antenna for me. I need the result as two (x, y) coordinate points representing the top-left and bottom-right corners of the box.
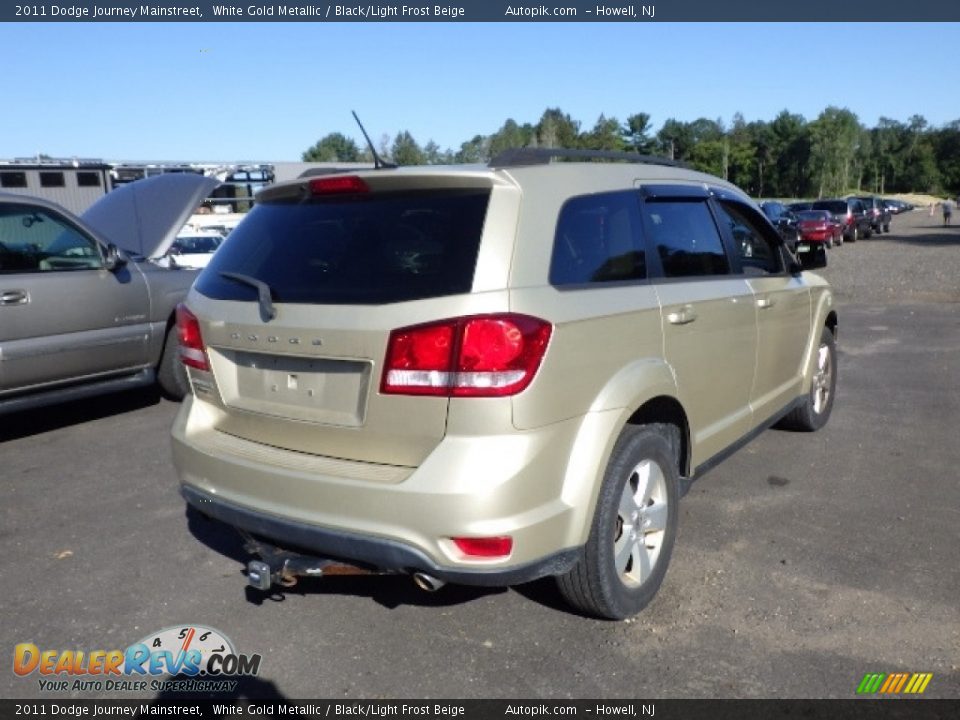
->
(352, 110), (396, 169)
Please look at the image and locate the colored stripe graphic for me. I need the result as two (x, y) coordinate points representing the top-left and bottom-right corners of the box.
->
(905, 673), (933, 694)
(857, 673), (885, 694)
(857, 672), (932, 694)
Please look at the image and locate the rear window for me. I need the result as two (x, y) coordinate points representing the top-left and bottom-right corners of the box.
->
(812, 201), (847, 214)
(195, 189), (490, 305)
(174, 235), (222, 254)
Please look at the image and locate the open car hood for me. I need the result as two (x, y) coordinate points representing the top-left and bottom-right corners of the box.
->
(81, 174), (219, 258)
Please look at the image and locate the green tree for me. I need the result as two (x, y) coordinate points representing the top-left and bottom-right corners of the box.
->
(766, 111), (810, 197)
(725, 113), (757, 190)
(581, 114), (625, 152)
(622, 113), (658, 155)
(872, 118), (907, 193)
(536, 108), (581, 148)
(746, 119), (774, 197)
(391, 131), (426, 166)
(933, 120), (960, 195)
(455, 134), (489, 163)
(808, 107), (861, 196)
(657, 118), (694, 160)
(489, 119), (533, 158)
(684, 118), (727, 178)
(302, 132), (360, 162)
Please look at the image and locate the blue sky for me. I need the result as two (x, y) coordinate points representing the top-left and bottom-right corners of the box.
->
(3, 22), (957, 162)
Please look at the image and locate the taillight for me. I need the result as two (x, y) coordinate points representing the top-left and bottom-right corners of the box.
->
(452, 536), (513, 558)
(176, 304), (209, 371)
(309, 176), (369, 195)
(381, 314), (552, 398)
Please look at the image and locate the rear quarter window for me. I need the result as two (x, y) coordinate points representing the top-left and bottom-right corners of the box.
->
(550, 191), (646, 286)
(195, 189), (490, 305)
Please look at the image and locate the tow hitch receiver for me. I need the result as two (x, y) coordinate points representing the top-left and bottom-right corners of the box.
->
(246, 560), (273, 591)
(241, 533), (376, 590)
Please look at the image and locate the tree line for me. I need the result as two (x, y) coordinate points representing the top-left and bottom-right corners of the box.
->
(302, 107), (960, 198)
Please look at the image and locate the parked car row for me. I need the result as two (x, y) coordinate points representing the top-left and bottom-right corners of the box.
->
(759, 194), (912, 250)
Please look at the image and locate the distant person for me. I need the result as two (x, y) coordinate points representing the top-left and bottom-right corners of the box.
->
(944, 199), (953, 226)
(929, 202), (935, 217)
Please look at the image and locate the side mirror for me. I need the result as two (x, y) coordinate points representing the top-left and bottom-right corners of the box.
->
(103, 243), (127, 272)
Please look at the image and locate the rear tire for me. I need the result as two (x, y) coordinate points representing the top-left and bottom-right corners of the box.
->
(157, 324), (189, 400)
(557, 424), (680, 620)
(777, 326), (836, 432)
(849, 226), (858, 242)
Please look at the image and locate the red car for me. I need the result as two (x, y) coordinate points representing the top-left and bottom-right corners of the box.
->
(795, 209), (843, 249)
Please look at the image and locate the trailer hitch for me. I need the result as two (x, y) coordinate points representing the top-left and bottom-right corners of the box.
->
(239, 531), (377, 590)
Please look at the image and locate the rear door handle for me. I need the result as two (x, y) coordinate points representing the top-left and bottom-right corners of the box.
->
(757, 296), (776, 310)
(1, 289), (28, 306)
(667, 305), (698, 325)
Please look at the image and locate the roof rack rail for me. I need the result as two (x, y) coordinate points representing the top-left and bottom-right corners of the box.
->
(488, 147), (684, 169)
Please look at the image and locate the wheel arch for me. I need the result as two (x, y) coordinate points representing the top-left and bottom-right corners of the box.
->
(625, 396), (691, 478)
(561, 389), (692, 550)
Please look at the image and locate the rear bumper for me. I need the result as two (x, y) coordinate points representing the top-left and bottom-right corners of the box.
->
(170, 396), (614, 585)
(181, 484), (578, 585)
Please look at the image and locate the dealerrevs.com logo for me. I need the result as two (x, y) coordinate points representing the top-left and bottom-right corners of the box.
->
(14, 625), (261, 693)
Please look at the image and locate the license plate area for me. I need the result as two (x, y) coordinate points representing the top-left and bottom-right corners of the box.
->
(211, 348), (371, 426)
(797, 243), (811, 253)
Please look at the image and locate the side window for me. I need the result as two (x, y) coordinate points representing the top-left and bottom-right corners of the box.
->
(714, 201), (782, 275)
(0, 204), (103, 274)
(642, 199), (730, 278)
(550, 191), (646, 286)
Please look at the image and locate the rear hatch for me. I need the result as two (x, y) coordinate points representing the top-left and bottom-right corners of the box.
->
(186, 172), (506, 468)
(812, 200), (849, 223)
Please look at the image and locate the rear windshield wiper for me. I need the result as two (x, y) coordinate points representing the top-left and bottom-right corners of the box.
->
(219, 272), (277, 322)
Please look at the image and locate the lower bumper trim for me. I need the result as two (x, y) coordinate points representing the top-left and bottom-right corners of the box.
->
(181, 485), (580, 587)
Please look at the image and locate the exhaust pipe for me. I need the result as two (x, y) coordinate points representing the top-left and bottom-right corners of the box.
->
(412, 572), (446, 592)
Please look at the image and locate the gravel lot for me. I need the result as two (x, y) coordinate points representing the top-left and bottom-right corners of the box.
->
(2, 209), (958, 700)
(817, 210), (960, 303)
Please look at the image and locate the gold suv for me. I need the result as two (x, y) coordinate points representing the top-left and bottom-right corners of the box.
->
(171, 149), (837, 619)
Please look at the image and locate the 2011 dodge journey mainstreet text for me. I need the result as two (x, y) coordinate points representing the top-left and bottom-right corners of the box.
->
(171, 148), (837, 619)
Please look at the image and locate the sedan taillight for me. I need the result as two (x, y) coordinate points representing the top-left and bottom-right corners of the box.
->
(176, 304), (210, 371)
(381, 314), (552, 398)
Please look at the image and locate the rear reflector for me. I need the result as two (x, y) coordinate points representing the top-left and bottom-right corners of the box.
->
(452, 536), (513, 558)
(381, 314), (551, 398)
(309, 176), (369, 195)
(176, 304), (209, 371)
